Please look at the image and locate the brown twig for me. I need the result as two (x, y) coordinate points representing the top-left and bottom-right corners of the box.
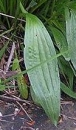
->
(0, 95), (31, 105)
(0, 12), (25, 22)
(20, 126), (35, 130)
(0, 119), (14, 123)
(0, 70), (18, 79)
(5, 42), (15, 72)
(68, 116), (76, 121)
(61, 101), (74, 105)
(5, 90), (31, 104)
(16, 101), (33, 122)
(2, 35), (12, 41)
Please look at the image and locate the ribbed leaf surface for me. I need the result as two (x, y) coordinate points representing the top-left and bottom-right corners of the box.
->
(24, 13), (60, 125)
(65, 8), (76, 69)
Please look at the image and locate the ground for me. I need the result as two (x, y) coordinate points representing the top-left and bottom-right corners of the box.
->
(0, 98), (76, 130)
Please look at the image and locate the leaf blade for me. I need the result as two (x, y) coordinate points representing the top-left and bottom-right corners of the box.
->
(50, 26), (69, 60)
(24, 13), (60, 125)
(65, 8), (76, 70)
(61, 82), (76, 99)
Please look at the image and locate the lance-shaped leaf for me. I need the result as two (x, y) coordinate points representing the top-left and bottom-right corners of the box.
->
(24, 13), (60, 125)
(65, 8), (76, 70)
(50, 26), (69, 60)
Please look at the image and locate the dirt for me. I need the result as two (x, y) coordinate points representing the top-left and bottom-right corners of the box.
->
(0, 99), (76, 130)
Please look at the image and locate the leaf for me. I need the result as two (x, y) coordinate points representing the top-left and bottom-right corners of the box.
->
(65, 8), (76, 70)
(12, 58), (28, 99)
(61, 82), (76, 99)
(24, 13), (60, 125)
(58, 57), (74, 90)
(17, 75), (28, 99)
(50, 26), (69, 60)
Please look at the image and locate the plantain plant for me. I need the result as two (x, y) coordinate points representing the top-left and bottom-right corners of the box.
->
(1, 0), (76, 126)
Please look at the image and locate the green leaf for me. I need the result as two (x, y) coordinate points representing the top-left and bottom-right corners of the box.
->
(50, 26), (69, 60)
(12, 58), (28, 99)
(17, 75), (28, 99)
(24, 13), (60, 125)
(58, 57), (74, 90)
(65, 8), (76, 70)
(61, 82), (76, 99)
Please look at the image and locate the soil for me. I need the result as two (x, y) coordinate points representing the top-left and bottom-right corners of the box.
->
(0, 99), (76, 130)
